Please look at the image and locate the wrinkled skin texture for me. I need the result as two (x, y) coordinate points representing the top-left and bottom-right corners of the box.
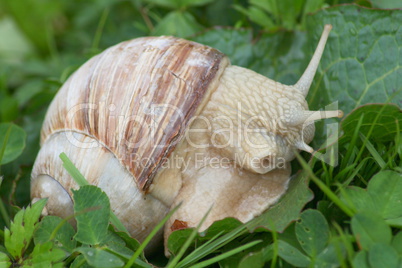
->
(150, 65), (309, 246)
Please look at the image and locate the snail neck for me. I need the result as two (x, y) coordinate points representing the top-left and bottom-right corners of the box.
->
(190, 65), (308, 174)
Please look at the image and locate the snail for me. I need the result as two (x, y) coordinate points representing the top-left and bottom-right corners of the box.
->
(30, 24), (342, 252)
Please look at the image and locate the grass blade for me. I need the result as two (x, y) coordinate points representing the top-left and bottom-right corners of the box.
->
(339, 158), (368, 188)
(359, 133), (386, 168)
(0, 177), (10, 228)
(176, 224), (248, 268)
(341, 114), (364, 170)
(189, 240), (261, 268)
(175, 232), (224, 267)
(295, 153), (355, 217)
(124, 204), (181, 268)
(167, 207), (213, 268)
(60, 152), (88, 187)
(354, 104), (389, 166)
(59, 152), (129, 234)
(91, 8), (109, 53)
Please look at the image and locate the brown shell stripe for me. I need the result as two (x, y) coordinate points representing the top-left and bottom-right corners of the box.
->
(40, 36), (227, 191)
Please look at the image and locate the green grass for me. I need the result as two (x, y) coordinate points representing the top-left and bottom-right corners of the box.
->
(0, 0), (401, 267)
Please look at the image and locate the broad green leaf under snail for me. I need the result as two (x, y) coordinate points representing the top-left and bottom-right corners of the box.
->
(30, 25), (342, 254)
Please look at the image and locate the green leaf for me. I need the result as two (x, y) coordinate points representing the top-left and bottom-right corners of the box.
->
(0, 95), (18, 121)
(177, 0), (214, 8)
(238, 244), (273, 268)
(233, 5), (275, 29)
(3, 0), (63, 55)
(201, 218), (243, 239)
(104, 241), (134, 260)
(13, 79), (45, 107)
(60, 153), (129, 234)
(368, 243), (399, 268)
(72, 185), (110, 245)
(315, 238), (346, 268)
(371, 0), (402, 9)
(105, 238), (151, 267)
(22, 241), (65, 267)
(114, 231), (141, 252)
(275, 0), (304, 30)
(0, 123), (26, 165)
(351, 212), (392, 250)
(367, 171), (402, 224)
(33, 215), (77, 253)
(70, 255), (90, 268)
(341, 186), (376, 213)
(306, 5), (402, 114)
(193, 27), (309, 86)
(194, 7), (402, 147)
(340, 104), (402, 142)
(295, 209), (329, 257)
(0, 16), (34, 61)
(144, 0), (179, 9)
(77, 247), (124, 268)
(168, 228), (193, 256)
(302, 0), (325, 18)
(192, 28), (254, 69)
(342, 171), (402, 226)
(152, 11), (202, 38)
(250, 0), (278, 15)
(146, 0), (214, 9)
(244, 0), (305, 30)
(391, 232), (402, 255)
(3, 3), (401, 267)
(4, 199), (47, 259)
(0, 252), (11, 267)
(352, 251), (370, 268)
(277, 240), (310, 267)
(248, 173), (313, 233)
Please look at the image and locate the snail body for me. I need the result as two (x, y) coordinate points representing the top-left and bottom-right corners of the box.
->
(31, 25), (342, 251)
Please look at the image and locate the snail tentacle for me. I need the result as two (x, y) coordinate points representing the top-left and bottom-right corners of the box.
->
(294, 24), (332, 96)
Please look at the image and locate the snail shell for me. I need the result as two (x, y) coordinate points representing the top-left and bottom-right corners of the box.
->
(31, 25), (342, 252)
